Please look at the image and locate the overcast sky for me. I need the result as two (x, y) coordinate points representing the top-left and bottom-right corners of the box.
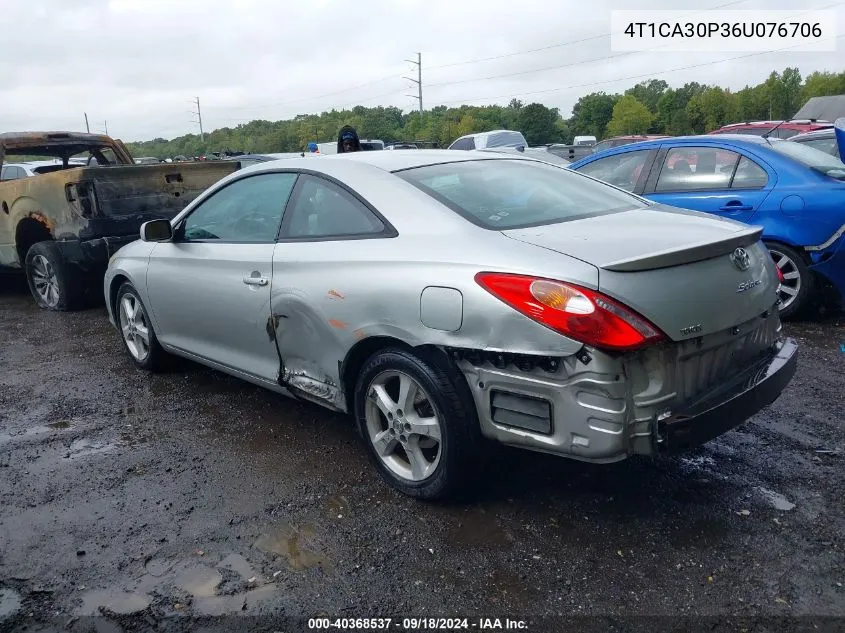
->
(1, 0), (842, 141)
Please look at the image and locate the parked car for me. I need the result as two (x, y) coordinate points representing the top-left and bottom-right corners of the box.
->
(573, 135), (597, 147)
(708, 120), (830, 139)
(568, 134), (845, 318)
(592, 135), (670, 154)
(1, 163), (39, 180)
(0, 131), (240, 310)
(477, 146), (571, 165)
(448, 130), (528, 151)
(104, 150), (797, 500)
(788, 126), (838, 157)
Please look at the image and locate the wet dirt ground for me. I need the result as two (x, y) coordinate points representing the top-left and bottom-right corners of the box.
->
(0, 278), (843, 632)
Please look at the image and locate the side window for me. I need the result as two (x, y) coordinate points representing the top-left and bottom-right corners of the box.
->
(451, 137), (475, 150)
(282, 175), (385, 240)
(1, 166), (19, 181)
(577, 150), (650, 192)
(775, 129), (799, 139)
(0, 166), (8, 181)
(13, 166), (28, 179)
(655, 147), (740, 192)
(181, 172), (297, 242)
(731, 156), (768, 189)
(798, 137), (838, 157)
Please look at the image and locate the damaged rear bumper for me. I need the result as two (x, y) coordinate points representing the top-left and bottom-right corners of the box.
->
(655, 337), (798, 454)
(457, 334), (797, 462)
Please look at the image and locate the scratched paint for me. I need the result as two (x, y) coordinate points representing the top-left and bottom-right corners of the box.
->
(328, 319), (348, 330)
(327, 290), (345, 300)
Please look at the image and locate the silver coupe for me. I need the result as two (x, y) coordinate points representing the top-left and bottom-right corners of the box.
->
(104, 150), (798, 499)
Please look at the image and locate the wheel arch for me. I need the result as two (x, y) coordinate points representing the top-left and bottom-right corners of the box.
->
(15, 216), (53, 265)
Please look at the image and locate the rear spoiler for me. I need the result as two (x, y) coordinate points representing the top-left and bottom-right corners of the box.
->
(601, 226), (763, 272)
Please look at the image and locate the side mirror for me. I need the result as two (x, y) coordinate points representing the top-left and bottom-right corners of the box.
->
(140, 219), (173, 242)
(834, 117), (845, 163)
(515, 145), (526, 152)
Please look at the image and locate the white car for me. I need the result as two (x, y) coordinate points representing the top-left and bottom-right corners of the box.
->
(448, 130), (528, 151)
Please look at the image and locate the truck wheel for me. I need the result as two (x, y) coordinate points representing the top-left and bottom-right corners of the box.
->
(24, 241), (84, 311)
(766, 242), (815, 320)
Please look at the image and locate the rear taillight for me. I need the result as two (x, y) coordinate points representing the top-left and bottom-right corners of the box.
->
(475, 272), (666, 352)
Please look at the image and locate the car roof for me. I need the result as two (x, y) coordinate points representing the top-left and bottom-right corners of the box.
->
(789, 127), (835, 140)
(234, 149), (539, 180)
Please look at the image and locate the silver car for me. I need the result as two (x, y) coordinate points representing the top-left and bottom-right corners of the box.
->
(104, 150), (798, 500)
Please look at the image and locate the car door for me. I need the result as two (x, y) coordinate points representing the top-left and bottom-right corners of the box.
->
(269, 174), (396, 402)
(146, 171), (298, 381)
(573, 148), (657, 194)
(644, 145), (774, 223)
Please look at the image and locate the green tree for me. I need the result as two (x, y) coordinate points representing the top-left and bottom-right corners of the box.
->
(625, 79), (668, 114)
(517, 103), (561, 145)
(606, 95), (653, 136)
(570, 92), (619, 139)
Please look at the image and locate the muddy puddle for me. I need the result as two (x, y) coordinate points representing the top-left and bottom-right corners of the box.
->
(254, 522), (329, 572)
(0, 420), (76, 447)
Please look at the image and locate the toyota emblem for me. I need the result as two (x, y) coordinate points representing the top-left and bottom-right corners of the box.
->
(730, 247), (751, 271)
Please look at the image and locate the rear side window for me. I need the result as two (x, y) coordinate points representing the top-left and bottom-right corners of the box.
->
(281, 175), (385, 239)
(656, 147), (740, 192)
(398, 158), (647, 230)
(450, 137), (476, 150)
(731, 156), (768, 189)
(576, 150), (650, 192)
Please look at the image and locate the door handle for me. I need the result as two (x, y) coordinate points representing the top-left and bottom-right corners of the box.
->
(719, 201), (754, 211)
(243, 276), (269, 287)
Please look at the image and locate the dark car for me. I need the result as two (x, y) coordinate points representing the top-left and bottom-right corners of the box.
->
(592, 135), (670, 154)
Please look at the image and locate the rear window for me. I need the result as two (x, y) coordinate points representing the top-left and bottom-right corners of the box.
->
(397, 159), (647, 230)
(768, 139), (845, 179)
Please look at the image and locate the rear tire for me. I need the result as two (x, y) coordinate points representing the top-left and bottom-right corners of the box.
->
(353, 348), (479, 501)
(765, 242), (815, 320)
(115, 282), (166, 371)
(24, 241), (84, 311)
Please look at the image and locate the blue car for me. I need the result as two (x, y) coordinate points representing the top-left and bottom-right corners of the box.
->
(569, 134), (845, 317)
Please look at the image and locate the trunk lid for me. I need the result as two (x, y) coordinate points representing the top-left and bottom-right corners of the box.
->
(503, 206), (780, 341)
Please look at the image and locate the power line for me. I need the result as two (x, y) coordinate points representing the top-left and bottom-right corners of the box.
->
(425, 0), (751, 71)
(426, 1), (841, 91)
(202, 69), (406, 113)
(197, 0), (750, 117)
(436, 33), (845, 106)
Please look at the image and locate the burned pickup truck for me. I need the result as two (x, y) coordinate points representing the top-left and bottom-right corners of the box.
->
(0, 132), (238, 310)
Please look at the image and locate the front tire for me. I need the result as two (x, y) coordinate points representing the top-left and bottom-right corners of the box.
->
(115, 282), (165, 371)
(766, 242), (815, 319)
(354, 348), (478, 501)
(24, 241), (84, 311)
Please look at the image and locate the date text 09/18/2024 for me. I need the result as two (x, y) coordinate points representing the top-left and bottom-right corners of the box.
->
(306, 618), (528, 630)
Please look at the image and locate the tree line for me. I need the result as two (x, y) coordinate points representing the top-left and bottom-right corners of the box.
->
(125, 68), (845, 158)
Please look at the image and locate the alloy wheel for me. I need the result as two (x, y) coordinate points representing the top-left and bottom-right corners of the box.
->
(30, 254), (60, 308)
(364, 370), (443, 482)
(769, 247), (802, 311)
(118, 293), (151, 362)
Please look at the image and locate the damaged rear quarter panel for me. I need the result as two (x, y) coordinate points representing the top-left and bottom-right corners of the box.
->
(270, 233), (596, 413)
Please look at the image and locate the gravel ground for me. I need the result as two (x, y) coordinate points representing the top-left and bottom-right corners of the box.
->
(0, 278), (843, 632)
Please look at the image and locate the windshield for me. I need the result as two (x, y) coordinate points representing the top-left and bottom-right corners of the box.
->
(397, 159), (648, 230)
(769, 139), (845, 178)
